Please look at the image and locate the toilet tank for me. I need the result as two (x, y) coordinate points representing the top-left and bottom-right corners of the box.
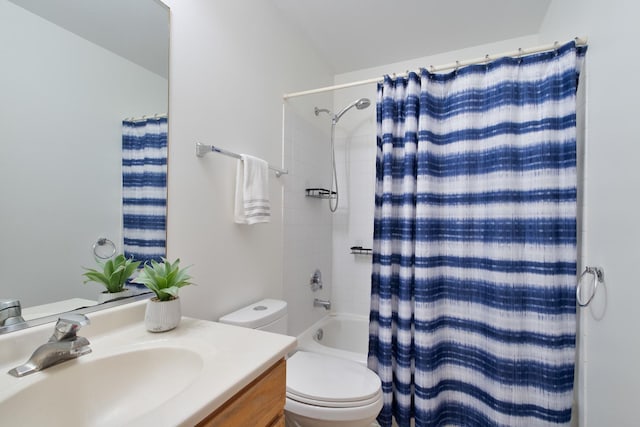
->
(218, 299), (288, 334)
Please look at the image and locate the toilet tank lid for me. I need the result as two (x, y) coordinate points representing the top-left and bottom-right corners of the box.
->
(218, 299), (287, 329)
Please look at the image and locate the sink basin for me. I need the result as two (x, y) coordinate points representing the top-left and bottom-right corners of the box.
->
(0, 347), (203, 426)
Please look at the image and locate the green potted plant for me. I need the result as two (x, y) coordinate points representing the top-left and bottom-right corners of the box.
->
(82, 254), (141, 303)
(132, 258), (193, 332)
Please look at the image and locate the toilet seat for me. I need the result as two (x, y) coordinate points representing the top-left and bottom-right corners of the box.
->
(286, 351), (382, 409)
(285, 393), (383, 423)
(286, 391), (382, 408)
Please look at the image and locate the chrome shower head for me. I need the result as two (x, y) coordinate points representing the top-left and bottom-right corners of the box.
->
(333, 98), (371, 123)
(355, 98), (371, 109)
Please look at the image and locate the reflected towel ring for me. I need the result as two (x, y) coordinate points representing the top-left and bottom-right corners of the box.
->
(576, 266), (604, 307)
(93, 237), (116, 260)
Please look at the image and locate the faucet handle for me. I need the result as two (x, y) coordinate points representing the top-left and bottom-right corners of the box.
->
(50, 313), (90, 342)
(0, 298), (26, 327)
(0, 298), (21, 311)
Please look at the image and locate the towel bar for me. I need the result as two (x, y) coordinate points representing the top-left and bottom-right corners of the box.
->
(195, 142), (288, 177)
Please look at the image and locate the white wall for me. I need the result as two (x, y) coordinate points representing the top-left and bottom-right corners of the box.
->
(540, 1), (640, 425)
(0, 0), (167, 306)
(161, 0), (334, 323)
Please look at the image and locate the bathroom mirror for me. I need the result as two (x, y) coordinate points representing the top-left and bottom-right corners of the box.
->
(0, 0), (169, 332)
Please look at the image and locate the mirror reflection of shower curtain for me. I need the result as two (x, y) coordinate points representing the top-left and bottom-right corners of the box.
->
(369, 42), (587, 427)
(121, 116), (167, 264)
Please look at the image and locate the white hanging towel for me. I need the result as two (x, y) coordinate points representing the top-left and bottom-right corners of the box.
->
(234, 154), (271, 224)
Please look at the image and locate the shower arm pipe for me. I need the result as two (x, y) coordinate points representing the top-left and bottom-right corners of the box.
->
(282, 37), (587, 99)
(195, 142), (288, 177)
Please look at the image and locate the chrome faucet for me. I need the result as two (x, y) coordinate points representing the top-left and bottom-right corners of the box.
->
(313, 298), (331, 311)
(0, 299), (26, 328)
(8, 313), (91, 377)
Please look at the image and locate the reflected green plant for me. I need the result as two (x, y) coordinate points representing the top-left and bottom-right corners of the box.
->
(82, 254), (141, 293)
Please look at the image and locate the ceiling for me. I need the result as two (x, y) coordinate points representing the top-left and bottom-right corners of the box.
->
(9, 1), (551, 79)
(271, 0), (552, 74)
(9, 0), (169, 78)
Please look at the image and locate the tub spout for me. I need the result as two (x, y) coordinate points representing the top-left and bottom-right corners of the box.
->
(313, 298), (331, 311)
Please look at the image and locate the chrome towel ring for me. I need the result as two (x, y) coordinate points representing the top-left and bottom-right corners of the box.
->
(576, 266), (604, 307)
(93, 237), (116, 260)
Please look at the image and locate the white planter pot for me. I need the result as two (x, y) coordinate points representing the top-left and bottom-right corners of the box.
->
(97, 288), (133, 303)
(145, 297), (181, 332)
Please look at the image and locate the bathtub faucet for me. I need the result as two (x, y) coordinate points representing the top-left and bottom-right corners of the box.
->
(313, 298), (331, 311)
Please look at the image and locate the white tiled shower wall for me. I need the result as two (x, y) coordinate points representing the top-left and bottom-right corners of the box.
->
(330, 105), (377, 316)
(283, 89), (378, 320)
(282, 95), (337, 336)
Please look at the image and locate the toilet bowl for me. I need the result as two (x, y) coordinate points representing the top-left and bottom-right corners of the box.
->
(285, 350), (382, 427)
(219, 299), (383, 427)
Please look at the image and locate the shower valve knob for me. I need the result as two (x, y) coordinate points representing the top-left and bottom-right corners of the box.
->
(310, 269), (323, 292)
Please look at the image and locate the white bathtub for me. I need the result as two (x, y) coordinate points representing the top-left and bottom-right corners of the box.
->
(296, 313), (369, 366)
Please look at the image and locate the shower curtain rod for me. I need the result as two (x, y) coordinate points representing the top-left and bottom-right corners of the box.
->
(282, 37), (587, 99)
(124, 113), (168, 123)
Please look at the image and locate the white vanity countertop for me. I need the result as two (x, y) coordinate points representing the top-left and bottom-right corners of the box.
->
(0, 300), (297, 426)
(22, 298), (97, 321)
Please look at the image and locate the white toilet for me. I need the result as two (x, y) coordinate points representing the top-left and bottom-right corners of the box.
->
(219, 299), (383, 427)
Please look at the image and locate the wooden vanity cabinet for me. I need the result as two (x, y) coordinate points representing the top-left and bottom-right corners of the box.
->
(196, 358), (286, 427)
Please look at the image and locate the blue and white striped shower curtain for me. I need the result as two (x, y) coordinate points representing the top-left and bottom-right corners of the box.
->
(369, 42), (586, 427)
(122, 116), (167, 264)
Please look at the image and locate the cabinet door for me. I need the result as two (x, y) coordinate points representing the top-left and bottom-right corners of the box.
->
(197, 359), (286, 427)
(269, 414), (285, 427)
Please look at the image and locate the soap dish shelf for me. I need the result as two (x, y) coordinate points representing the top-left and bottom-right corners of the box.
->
(305, 188), (336, 199)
